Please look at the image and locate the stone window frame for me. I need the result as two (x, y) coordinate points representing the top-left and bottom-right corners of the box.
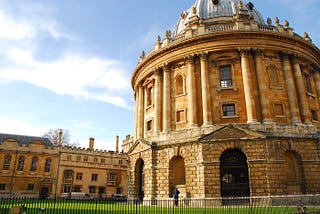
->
(143, 78), (155, 109)
(91, 173), (98, 181)
(302, 68), (316, 97)
(311, 108), (318, 122)
(76, 173), (83, 180)
(27, 183), (35, 191)
(44, 158), (52, 173)
(30, 157), (38, 172)
(266, 64), (282, 90)
(219, 65), (233, 88)
(0, 183), (6, 191)
(273, 102), (286, 118)
(175, 108), (187, 124)
(174, 73), (186, 97)
(145, 118), (154, 133)
(216, 62), (238, 92)
(221, 102), (238, 118)
(17, 156), (25, 172)
(2, 154), (11, 170)
(89, 186), (96, 194)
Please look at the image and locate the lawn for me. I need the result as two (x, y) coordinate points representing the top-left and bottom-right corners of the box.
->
(1, 199), (319, 214)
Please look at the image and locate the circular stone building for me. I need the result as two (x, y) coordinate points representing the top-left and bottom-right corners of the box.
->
(123, 0), (320, 201)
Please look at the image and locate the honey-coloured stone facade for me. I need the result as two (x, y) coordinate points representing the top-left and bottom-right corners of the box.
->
(123, 0), (320, 200)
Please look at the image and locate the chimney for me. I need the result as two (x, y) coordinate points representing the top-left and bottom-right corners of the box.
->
(89, 137), (95, 150)
(57, 129), (63, 145)
(116, 135), (119, 153)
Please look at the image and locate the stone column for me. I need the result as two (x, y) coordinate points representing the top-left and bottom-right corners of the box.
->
(187, 55), (198, 127)
(163, 63), (171, 131)
(292, 58), (311, 124)
(200, 52), (212, 125)
(154, 69), (162, 133)
(280, 52), (301, 123)
(137, 82), (145, 139)
(239, 49), (257, 123)
(254, 49), (272, 123)
(133, 88), (138, 140)
(313, 66), (320, 101)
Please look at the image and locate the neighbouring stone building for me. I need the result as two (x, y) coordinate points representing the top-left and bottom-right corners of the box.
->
(122, 0), (320, 201)
(0, 133), (128, 199)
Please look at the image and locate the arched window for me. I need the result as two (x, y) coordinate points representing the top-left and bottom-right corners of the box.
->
(44, 158), (52, 172)
(3, 155), (11, 170)
(17, 156), (25, 171)
(169, 156), (186, 195)
(175, 74), (184, 96)
(30, 157), (38, 172)
(284, 151), (305, 194)
(267, 65), (281, 88)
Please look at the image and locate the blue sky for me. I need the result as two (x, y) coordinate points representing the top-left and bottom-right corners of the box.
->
(0, 0), (319, 151)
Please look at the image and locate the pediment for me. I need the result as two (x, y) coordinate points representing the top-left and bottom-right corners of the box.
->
(199, 124), (266, 142)
(127, 139), (153, 154)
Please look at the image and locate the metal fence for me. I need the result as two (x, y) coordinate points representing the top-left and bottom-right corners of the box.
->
(1, 195), (320, 214)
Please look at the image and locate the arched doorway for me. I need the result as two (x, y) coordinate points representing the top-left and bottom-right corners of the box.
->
(134, 158), (144, 200)
(220, 149), (250, 198)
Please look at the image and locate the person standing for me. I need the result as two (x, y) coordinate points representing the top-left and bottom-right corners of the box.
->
(173, 187), (180, 206)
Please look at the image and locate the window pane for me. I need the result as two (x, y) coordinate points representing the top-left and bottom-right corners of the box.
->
(220, 66), (232, 87)
(3, 155), (11, 170)
(222, 104), (236, 116)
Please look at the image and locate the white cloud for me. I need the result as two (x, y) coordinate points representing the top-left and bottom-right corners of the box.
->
(0, 118), (49, 137)
(1, 48), (131, 108)
(0, 0), (131, 108)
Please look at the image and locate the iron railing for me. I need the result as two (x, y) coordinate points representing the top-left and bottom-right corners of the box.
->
(1, 195), (320, 214)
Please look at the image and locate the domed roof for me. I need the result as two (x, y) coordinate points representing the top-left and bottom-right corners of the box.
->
(174, 0), (265, 36)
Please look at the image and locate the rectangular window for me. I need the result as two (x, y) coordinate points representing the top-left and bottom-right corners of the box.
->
(98, 187), (105, 194)
(30, 157), (38, 172)
(66, 155), (72, 161)
(76, 156), (81, 161)
(311, 109), (318, 121)
(0, 184), (6, 190)
(73, 186), (81, 192)
(101, 158), (105, 163)
(84, 156), (88, 162)
(27, 184), (35, 191)
(176, 110), (186, 123)
(222, 104), (236, 117)
(3, 155), (11, 170)
(76, 173), (83, 180)
(89, 186), (96, 194)
(146, 119), (153, 132)
(146, 86), (153, 106)
(304, 74), (314, 94)
(63, 185), (71, 193)
(220, 65), (232, 88)
(274, 103), (285, 117)
(93, 157), (98, 163)
(91, 174), (98, 181)
(108, 172), (116, 182)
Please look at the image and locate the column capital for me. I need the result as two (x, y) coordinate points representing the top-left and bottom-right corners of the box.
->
(153, 68), (162, 76)
(252, 48), (264, 57)
(200, 52), (209, 61)
(185, 55), (195, 64)
(239, 49), (250, 58)
(162, 62), (171, 72)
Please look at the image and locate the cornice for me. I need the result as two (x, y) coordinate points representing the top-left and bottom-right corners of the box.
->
(131, 31), (320, 88)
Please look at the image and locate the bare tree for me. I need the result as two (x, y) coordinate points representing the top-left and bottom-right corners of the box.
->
(42, 128), (71, 146)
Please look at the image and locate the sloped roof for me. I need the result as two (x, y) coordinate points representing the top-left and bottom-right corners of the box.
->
(199, 124), (266, 142)
(0, 133), (54, 147)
